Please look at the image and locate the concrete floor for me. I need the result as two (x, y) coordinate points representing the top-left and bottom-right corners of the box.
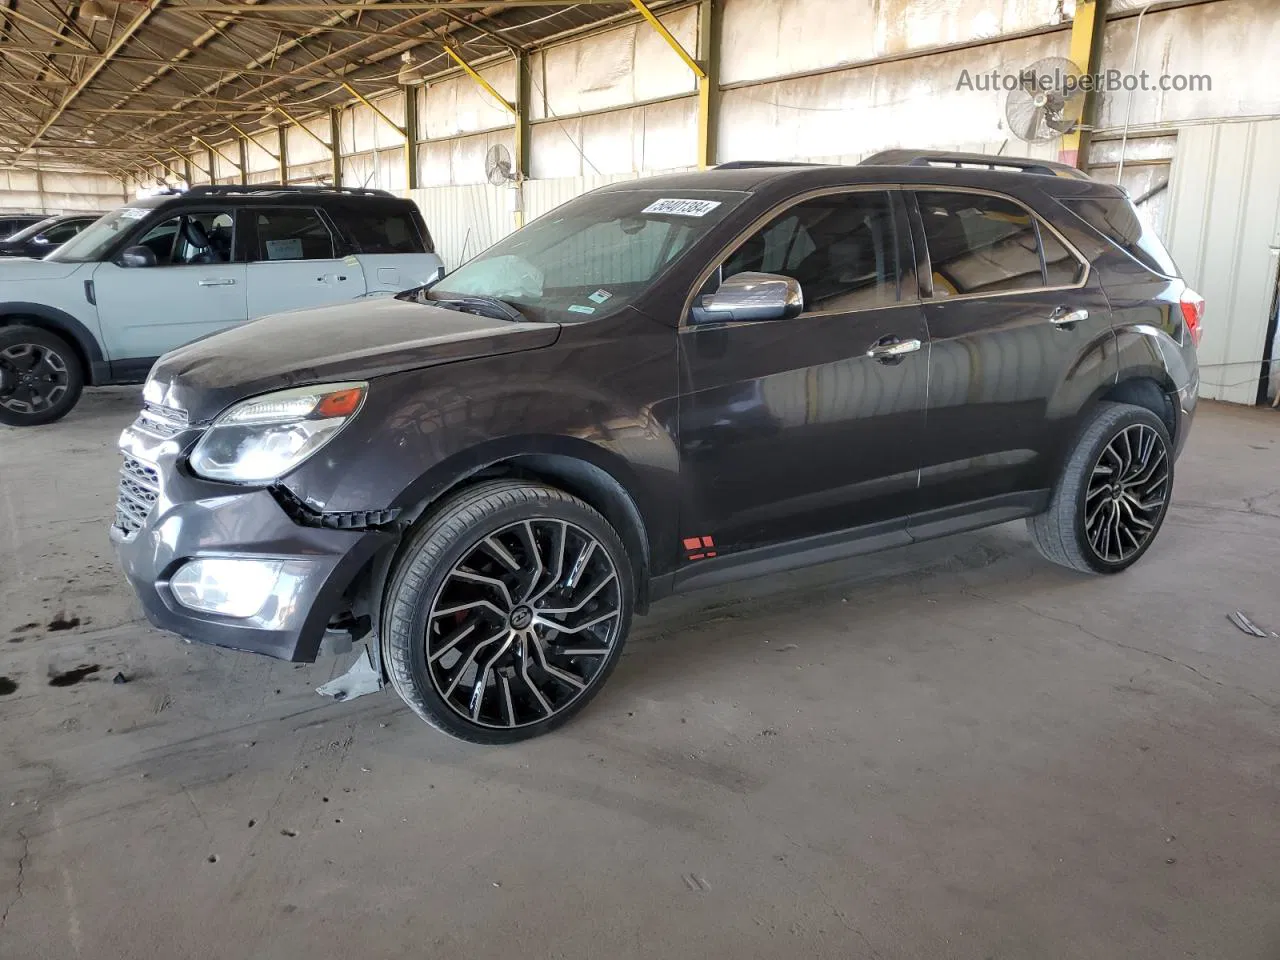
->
(1, 389), (1279, 959)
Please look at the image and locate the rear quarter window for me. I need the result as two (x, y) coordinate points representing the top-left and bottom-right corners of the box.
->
(1061, 196), (1178, 278)
(346, 208), (429, 255)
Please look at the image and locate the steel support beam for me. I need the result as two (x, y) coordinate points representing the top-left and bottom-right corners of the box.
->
(329, 107), (342, 186)
(403, 88), (418, 189)
(17, 0), (164, 155)
(629, 0), (705, 80)
(1059, 0), (1108, 170)
(193, 135), (241, 177)
(514, 50), (531, 179)
(442, 47), (516, 115)
(342, 81), (406, 134)
(629, 0), (712, 167)
(173, 1), (618, 10)
(696, 0), (719, 168)
(277, 125), (288, 183)
(277, 105), (331, 151)
(228, 121), (280, 160)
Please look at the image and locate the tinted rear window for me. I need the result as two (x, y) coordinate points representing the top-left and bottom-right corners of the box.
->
(1061, 196), (1178, 277)
(347, 209), (429, 255)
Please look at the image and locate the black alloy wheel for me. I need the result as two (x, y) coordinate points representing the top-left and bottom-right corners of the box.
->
(1083, 422), (1170, 564)
(426, 517), (623, 729)
(0, 326), (83, 426)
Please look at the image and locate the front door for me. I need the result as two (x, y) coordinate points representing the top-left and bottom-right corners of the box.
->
(244, 206), (365, 319)
(677, 188), (929, 564)
(94, 207), (247, 360)
(906, 188), (1115, 526)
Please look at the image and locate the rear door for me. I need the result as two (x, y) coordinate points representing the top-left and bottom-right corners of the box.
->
(906, 188), (1114, 530)
(678, 188), (929, 560)
(93, 206), (247, 360)
(345, 204), (444, 293)
(244, 206), (365, 319)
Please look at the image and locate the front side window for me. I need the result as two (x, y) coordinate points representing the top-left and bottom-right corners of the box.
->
(253, 208), (335, 261)
(719, 190), (902, 312)
(135, 210), (236, 265)
(916, 191), (1073, 296)
(429, 188), (746, 322)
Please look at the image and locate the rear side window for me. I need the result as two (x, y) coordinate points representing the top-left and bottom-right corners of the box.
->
(916, 192), (1045, 296)
(347, 210), (428, 255)
(253, 208), (335, 261)
(1061, 196), (1177, 277)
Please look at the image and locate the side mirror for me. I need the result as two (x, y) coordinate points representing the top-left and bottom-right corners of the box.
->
(691, 271), (803, 324)
(120, 245), (157, 268)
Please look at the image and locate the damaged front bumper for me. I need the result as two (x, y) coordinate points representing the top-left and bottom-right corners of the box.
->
(110, 421), (396, 662)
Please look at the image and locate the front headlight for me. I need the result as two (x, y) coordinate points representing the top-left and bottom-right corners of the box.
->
(189, 381), (366, 483)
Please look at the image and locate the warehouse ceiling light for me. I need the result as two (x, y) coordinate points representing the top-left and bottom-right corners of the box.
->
(396, 52), (421, 86)
(79, 0), (110, 20)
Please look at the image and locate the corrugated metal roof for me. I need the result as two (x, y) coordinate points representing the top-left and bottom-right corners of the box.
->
(0, 0), (667, 174)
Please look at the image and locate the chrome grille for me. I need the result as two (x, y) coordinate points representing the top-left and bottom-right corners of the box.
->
(134, 401), (188, 439)
(113, 456), (159, 539)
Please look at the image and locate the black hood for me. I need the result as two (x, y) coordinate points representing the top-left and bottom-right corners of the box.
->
(146, 295), (561, 421)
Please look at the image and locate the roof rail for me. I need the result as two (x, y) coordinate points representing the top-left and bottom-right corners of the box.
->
(184, 183), (395, 197)
(714, 160), (829, 170)
(858, 149), (1092, 180)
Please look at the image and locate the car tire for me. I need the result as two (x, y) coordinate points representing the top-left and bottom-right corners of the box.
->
(381, 479), (635, 744)
(1027, 401), (1174, 574)
(0, 325), (84, 427)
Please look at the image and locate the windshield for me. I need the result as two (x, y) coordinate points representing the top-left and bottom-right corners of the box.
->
(429, 188), (747, 322)
(2, 217), (59, 244)
(47, 201), (162, 263)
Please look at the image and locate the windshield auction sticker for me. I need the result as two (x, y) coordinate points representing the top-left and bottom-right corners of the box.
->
(641, 198), (722, 217)
(119, 208), (149, 220)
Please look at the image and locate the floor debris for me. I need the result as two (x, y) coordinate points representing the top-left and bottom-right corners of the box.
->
(1228, 611), (1270, 638)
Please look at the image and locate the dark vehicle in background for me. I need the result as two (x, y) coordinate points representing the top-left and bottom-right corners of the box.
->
(0, 214), (100, 259)
(0, 214), (45, 239)
(112, 150), (1202, 744)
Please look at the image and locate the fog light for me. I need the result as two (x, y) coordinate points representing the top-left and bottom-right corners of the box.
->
(170, 558), (287, 618)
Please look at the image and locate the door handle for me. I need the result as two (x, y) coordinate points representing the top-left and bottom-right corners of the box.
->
(1049, 307), (1089, 327)
(198, 278), (236, 287)
(867, 337), (923, 363)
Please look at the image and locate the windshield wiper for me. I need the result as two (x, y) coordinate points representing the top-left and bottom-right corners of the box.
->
(426, 294), (527, 324)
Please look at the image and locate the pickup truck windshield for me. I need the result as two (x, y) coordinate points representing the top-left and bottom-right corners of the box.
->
(47, 201), (163, 263)
(429, 189), (747, 323)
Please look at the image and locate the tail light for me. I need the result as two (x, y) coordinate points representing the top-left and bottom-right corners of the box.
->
(1179, 288), (1205, 346)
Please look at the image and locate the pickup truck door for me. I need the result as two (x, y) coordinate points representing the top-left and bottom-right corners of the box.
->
(243, 206), (366, 319)
(93, 208), (247, 361)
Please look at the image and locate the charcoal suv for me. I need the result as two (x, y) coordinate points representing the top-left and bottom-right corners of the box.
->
(112, 151), (1201, 744)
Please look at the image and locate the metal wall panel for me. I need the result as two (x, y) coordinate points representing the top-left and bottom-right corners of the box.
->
(408, 184), (511, 269)
(1166, 120), (1280, 404)
(420, 61), (517, 141)
(530, 5), (698, 120)
(718, 31), (1068, 163)
(286, 116), (331, 167)
(720, 0), (1064, 86)
(1096, 0), (1280, 132)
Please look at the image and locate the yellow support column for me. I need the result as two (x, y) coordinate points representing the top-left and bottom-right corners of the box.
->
(1059, 0), (1108, 170)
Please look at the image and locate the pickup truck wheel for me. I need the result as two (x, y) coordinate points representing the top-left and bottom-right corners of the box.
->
(1028, 402), (1173, 574)
(382, 480), (634, 744)
(0, 325), (83, 426)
